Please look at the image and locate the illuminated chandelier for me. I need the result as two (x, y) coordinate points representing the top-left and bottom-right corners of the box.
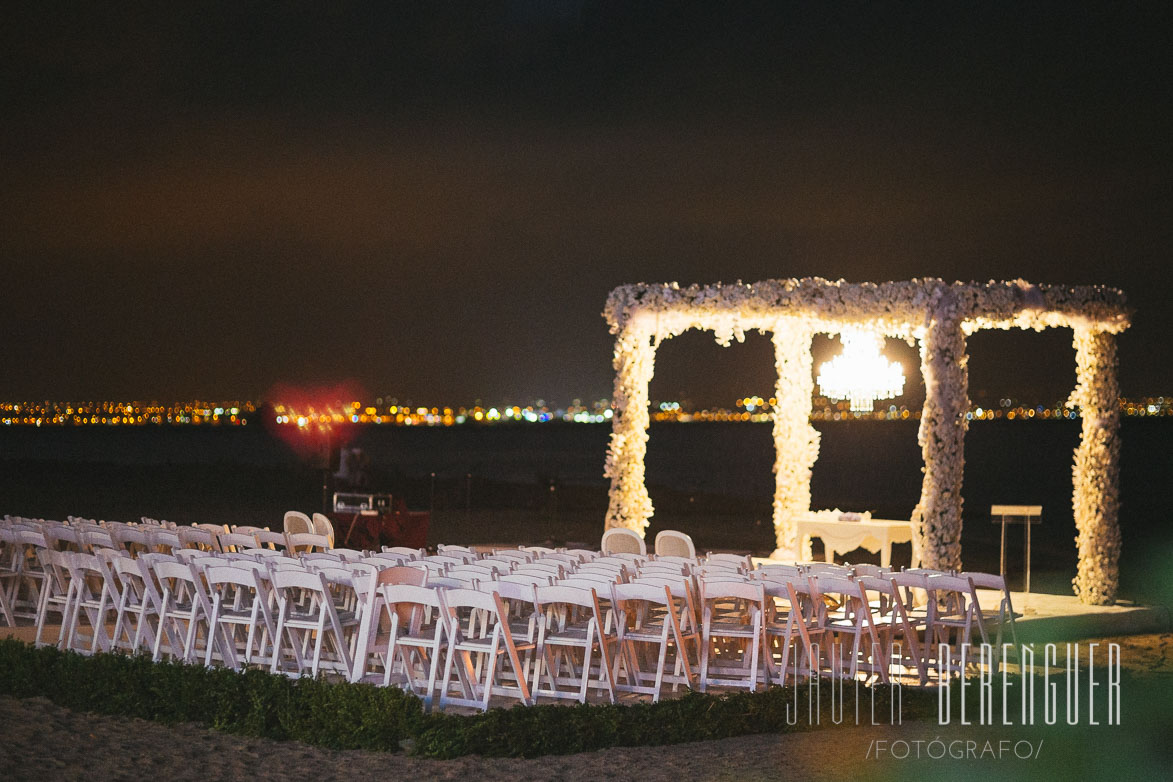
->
(817, 329), (905, 413)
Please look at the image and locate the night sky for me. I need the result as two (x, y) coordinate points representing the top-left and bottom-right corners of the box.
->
(3, 2), (1170, 407)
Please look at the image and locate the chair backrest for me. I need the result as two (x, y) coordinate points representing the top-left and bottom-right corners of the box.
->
(654, 530), (696, 559)
(311, 513), (335, 547)
(376, 565), (428, 588)
(80, 529), (117, 552)
(193, 523), (227, 536)
(534, 583), (604, 623)
(242, 547), (285, 559)
(489, 550), (536, 565)
(205, 563), (265, 591)
(109, 525), (151, 554)
(469, 559), (517, 574)
(561, 548), (599, 562)
(217, 532), (259, 553)
(178, 526), (220, 552)
(705, 552), (752, 567)
(926, 574), (980, 616)
(611, 581), (674, 608)
(172, 548), (205, 564)
(152, 559), (202, 590)
(381, 546), (425, 559)
(577, 561), (629, 577)
(698, 579), (766, 614)
(270, 566), (328, 595)
(601, 527), (646, 556)
(422, 554), (473, 567)
(849, 563), (892, 578)
(283, 511), (313, 536)
(363, 553), (412, 568)
(443, 588), (510, 636)
(556, 571), (616, 587)
(959, 571), (1014, 620)
(251, 529), (287, 550)
(147, 528), (182, 553)
(437, 544), (478, 557)
(285, 531), (331, 554)
(38, 548), (74, 598)
(381, 582), (445, 631)
(498, 573), (554, 587)
(637, 561), (689, 577)
(512, 562), (564, 578)
(46, 525), (82, 552)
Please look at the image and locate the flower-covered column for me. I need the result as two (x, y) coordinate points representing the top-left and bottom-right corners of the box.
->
(770, 324), (820, 559)
(910, 300), (969, 571)
(604, 324), (657, 535)
(1069, 327), (1121, 605)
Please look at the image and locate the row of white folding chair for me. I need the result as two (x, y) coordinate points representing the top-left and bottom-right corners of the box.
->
(752, 569), (979, 685)
(33, 548), (124, 655)
(158, 553), (365, 675)
(373, 579), (616, 711)
(30, 546), (368, 676)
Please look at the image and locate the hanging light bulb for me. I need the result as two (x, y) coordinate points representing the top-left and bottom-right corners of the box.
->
(817, 329), (905, 413)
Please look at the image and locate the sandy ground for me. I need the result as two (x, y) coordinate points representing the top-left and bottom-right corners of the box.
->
(1, 634), (1170, 781)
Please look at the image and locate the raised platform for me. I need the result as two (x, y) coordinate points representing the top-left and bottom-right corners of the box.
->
(981, 590), (1172, 643)
(750, 556), (1171, 642)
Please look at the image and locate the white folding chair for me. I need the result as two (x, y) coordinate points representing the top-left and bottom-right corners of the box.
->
(379, 583), (449, 710)
(761, 574), (828, 684)
(697, 578), (769, 692)
(269, 568), (355, 678)
(857, 574), (928, 684)
(205, 563), (276, 669)
(0, 528), (20, 625)
(110, 554), (175, 656)
(532, 584), (617, 704)
(33, 549), (74, 648)
(926, 573), (986, 678)
(152, 559), (218, 663)
(960, 571), (1020, 672)
(63, 551), (119, 655)
(609, 581), (700, 702)
(439, 588), (537, 711)
(12, 530), (49, 621)
(810, 573), (888, 683)
(351, 565), (428, 684)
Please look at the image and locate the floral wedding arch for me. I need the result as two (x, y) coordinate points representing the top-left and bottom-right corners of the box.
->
(602, 278), (1129, 605)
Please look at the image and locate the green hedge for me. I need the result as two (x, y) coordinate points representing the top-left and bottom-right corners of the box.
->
(0, 639), (939, 758)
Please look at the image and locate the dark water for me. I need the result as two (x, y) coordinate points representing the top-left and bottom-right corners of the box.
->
(1, 420), (1169, 598)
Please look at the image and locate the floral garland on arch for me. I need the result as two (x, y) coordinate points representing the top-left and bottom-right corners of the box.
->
(1069, 326), (1122, 604)
(603, 278), (1129, 605)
